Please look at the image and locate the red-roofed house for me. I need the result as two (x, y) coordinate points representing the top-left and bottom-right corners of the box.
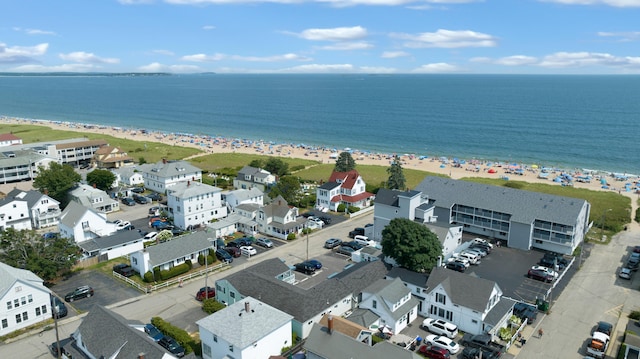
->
(0, 133), (23, 147)
(316, 170), (375, 212)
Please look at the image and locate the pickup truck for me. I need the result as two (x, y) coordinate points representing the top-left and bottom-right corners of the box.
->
(460, 333), (505, 355)
(586, 332), (609, 358)
(348, 227), (365, 239)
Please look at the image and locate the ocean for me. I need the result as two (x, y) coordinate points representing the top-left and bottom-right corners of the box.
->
(0, 74), (638, 174)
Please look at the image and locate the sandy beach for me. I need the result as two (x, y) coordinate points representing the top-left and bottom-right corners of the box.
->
(2, 117), (639, 197)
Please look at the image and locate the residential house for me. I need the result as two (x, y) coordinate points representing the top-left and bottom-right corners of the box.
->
(318, 314), (373, 346)
(0, 262), (51, 337)
(167, 181), (227, 230)
(304, 321), (422, 359)
(4, 188), (61, 229)
(59, 201), (116, 243)
(233, 166), (276, 192)
(415, 176), (591, 254)
(91, 145), (133, 169)
(206, 211), (259, 239)
(69, 184), (120, 214)
(358, 277), (420, 335)
(141, 159), (202, 193)
(0, 133), (23, 147)
(2, 137), (106, 167)
(60, 305), (184, 359)
(256, 195), (306, 240)
(111, 166), (145, 187)
(316, 170), (374, 212)
(372, 188), (437, 241)
(223, 187), (264, 212)
(0, 192), (32, 231)
(215, 258), (388, 339)
(425, 222), (463, 260)
(77, 230), (145, 261)
(129, 231), (214, 275)
(197, 296), (294, 359)
(0, 150), (56, 184)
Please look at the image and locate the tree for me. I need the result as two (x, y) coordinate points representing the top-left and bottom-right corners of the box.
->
(264, 158), (289, 177)
(33, 162), (82, 208)
(248, 159), (264, 168)
(381, 218), (442, 272)
(0, 229), (79, 281)
(86, 168), (116, 191)
(268, 176), (301, 204)
(386, 155), (406, 190)
(334, 152), (356, 172)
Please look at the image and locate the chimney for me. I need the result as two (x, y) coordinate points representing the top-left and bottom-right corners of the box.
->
(162, 158), (167, 164)
(138, 353), (146, 359)
(244, 301), (250, 313)
(327, 315), (333, 334)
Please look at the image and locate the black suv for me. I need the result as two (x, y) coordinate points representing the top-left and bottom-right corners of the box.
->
(65, 286), (94, 302)
(294, 262), (316, 275)
(158, 335), (185, 357)
(113, 263), (135, 277)
(446, 261), (466, 273)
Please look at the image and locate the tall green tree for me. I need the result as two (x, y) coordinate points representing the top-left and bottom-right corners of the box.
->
(268, 175), (301, 204)
(381, 218), (442, 272)
(334, 152), (356, 172)
(386, 155), (406, 190)
(86, 168), (116, 191)
(0, 229), (79, 281)
(33, 162), (82, 208)
(264, 158), (289, 177)
(248, 159), (264, 168)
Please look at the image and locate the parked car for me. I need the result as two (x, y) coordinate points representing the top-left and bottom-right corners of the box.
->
(196, 286), (216, 301)
(240, 246), (257, 256)
(627, 257), (640, 271)
(594, 321), (613, 336)
(152, 221), (173, 230)
(471, 238), (493, 249)
(112, 263), (135, 277)
(223, 246), (241, 258)
(236, 237), (254, 246)
(341, 241), (364, 250)
(354, 235), (376, 247)
(530, 265), (558, 279)
(133, 194), (151, 204)
(461, 346), (500, 359)
(255, 237), (274, 248)
(65, 285), (94, 302)
(143, 231), (158, 242)
(336, 245), (357, 256)
(303, 259), (322, 269)
(425, 334), (460, 354)
(470, 244), (491, 254)
(147, 193), (163, 202)
(51, 296), (68, 319)
(513, 302), (538, 324)
(294, 262), (316, 275)
(324, 238), (342, 249)
(348, 227), (365, 238)
(619, 267), (632, 279)
(419, 345), (451, 359)
(319, 215), (332, 225)
(466, 247), (487, 257)
(527, 267), (554, 282)
(121, 197), (136, 206)
(158, 335), (185, 357)
(116, 221), (133, 231)
(422, 318), (459, 339)
(144, 323), (164, 342)
(540, 252), (568, 269)
(130, 187), (145, 193)
(215, 249), (233, 263)
(445, 261), (466, 273)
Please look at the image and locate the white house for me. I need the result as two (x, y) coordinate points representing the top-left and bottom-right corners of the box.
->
(4, 188), (61, 229)
(111, 166), (144, 187)
(233, 166), (276, 192)
(0, 150), (56, 184)
(167, 181), (227, 230)
(69, 184), (119, 214)
(223, 187), (264, 212)
(316, 170), (374, 212)
(372, 188), (437, 242)
(425, 222), (463, 259)
(256, 195), (307, 240)
(77, 230), (145, 261)
(0, 192), (32, 231)
(141, 159), (202, 193)
(0, 262), (51, 337)
(0, 133), (23, 147)
(197, 296), (294, 359)
(58, 201), (117, 243)
(358, 277), (420, 335)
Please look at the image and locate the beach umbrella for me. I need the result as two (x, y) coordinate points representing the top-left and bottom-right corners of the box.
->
(488, 168), (497, 174)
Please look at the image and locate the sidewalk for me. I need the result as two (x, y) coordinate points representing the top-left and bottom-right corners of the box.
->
(507, 317), (546, 357)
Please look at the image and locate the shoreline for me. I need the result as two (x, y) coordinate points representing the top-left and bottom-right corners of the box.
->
(2, 116), (639, 196)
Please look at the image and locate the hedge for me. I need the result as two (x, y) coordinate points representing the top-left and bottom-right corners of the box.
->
(202, 298), (227, 314)
(151, 316), (200, 356)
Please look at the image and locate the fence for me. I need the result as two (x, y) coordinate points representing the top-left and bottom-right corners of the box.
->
(349, 205), (375, 219)
(507, 317), (529, 349)
(113, 261), (231, 294)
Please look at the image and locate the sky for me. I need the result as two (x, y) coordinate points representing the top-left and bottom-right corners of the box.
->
(1, 0), (640, 74)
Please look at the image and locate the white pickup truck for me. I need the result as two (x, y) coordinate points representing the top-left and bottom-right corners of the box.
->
(586, 331), (609, 358)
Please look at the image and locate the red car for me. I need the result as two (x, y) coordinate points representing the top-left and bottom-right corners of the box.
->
(196, 286), (215, 301)
(223, 246), (241, 258)
(419, 345), (450, 359)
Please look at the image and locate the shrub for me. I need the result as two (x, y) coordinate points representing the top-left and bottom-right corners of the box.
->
(143, 271), (154, 283)
(617, 343), (627, 359)
(202, 298), (227, 314)
(499, 327), (513, 341)
(287, 233), (297, 240)
(151, 316), (200, 356)
(198, 254), (205, 265)
(629, 311), (640, 320)
(337, 203), (346, 213)
(347, 206), (360, 213)
(159, 263), (190, 280)
(185, 259), (192, 269)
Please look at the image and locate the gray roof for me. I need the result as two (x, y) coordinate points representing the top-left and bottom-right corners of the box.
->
(235, 202), (261, 212)
(386, 267), (428, 289)
(196, 296), (293, 349)
(168, 181), (221, 198)
(345, 308), (380, 328)
(374, 188), (421, 207)
(224, 187), (264, 202)
(4, 188), (59, 208)
(363, 278), (419, 321)
(75, 305), (174, 359)
(78, 230), (143, 252)
(304, 323), (422, 359)
(236, 166), (271, 180)
(220, 259), (388, 322)
(425, 222), (454, 242)
(318, 182), (340, 190)
(69, 184), (117, 209)
(144, 160), (202, 178)
(145, 231), (214, 265)
(0, 149), (51, 167)
(426, 267), (499, 312)
(260, 195), (293, 218)
(59, 201), (103, 228)
(485, 297), (517, 327)
(415, 176), (587, 224)
(0, 262), (49, 299)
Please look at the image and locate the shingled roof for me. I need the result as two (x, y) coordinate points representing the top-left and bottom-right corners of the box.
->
(425, 267), (500, 312)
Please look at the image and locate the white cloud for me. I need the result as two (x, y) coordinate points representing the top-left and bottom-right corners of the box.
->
(494, 55), (539, 66)
(540, 0), (640, 7)
(411, 62), (463, 73)
(298, 26), (367, 41)
(138, 62), (202, 73)
(10, 63), (97, 72)
(391, 29), (497, 48)
(202, 25), (216, 30)
(597, 31), (640, 42)
(13, 27), (57, 36)
(538, 51), (640, 68)
(181, 52), (312, 62)
(319, 41), (373, 50)
(0, 43), (48, 64)
(280, 63), (356, 73)
(381, 51), (410, 58)
(59, 52), (120, 64)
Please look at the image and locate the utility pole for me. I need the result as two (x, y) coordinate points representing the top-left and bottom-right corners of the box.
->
(306, 232), (309, 261)
(53, 302), (61, 359)
(204, 250), (209, 300)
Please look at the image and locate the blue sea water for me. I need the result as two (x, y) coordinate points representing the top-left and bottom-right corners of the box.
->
(0, 74), (638, 174)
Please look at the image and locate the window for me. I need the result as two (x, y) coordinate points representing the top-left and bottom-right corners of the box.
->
(28, 294), (33, 303)
(372, 300), (377, 309)
(1, 319), (7, 329)
(230, 292), (235, 298)
(41, 305), (47, 314)
(15, 314), (22, 323)
(436, 293), (446, 305)
(21, 296), (26, 305)
(7, 301), (11, 310)
(203, 343), (211, 357)
(36, 307), (41, 316)
(22, 312), (28, 321)
(14, 299), (19, 308)
(229, 345), (234, 352)
(213, 335), (218, 343)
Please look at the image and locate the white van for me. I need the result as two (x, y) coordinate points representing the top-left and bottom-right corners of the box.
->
(354, 235), (376, 247)
(458, 251), (479, 264)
